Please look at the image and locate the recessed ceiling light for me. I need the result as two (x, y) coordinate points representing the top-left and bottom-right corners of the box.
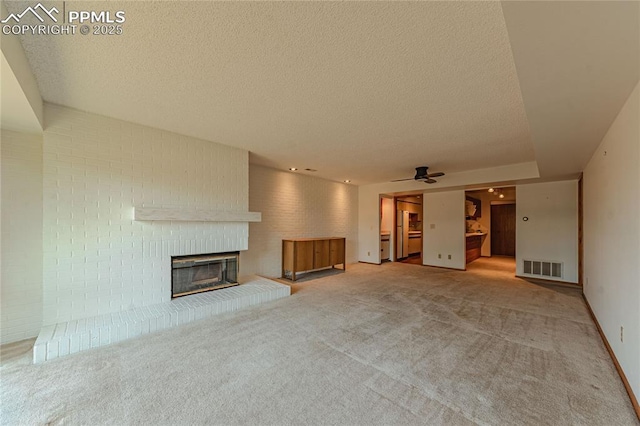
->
(289, 167), (297, 171)
(344, 180), (351, 183)
(488, 188), (494, 193)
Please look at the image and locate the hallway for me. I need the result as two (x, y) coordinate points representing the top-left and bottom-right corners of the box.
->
(466, 256), (516, 276)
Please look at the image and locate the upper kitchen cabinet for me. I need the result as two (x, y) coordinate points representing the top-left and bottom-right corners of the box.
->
(465, 196), (481, 219)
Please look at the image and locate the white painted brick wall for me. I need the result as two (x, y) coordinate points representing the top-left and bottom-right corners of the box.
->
(42, 104), (249, 326)
(1, 130), (43, 344)
(241, 165), (358, 277)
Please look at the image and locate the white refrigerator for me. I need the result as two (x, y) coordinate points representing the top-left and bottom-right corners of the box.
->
(396, 210), (409, 259)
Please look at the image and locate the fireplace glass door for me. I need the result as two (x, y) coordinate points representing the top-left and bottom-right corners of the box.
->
(171, 252), (239, 298)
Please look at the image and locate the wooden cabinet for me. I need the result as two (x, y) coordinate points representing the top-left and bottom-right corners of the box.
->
(381, 235), (390, 260)
(330, 239), (345, 266)
(294, 241), (314, 272)
(313, 239), (331, 269)
(408, 235), (421, 255)
(466, 235), (483, 264)
(282, 238), (346, 281)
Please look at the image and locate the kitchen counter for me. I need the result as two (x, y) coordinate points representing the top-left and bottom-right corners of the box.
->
(466, 232), (486, 237)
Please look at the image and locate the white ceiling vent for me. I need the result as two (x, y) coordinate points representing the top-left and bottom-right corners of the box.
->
(523, 260), (562, 279)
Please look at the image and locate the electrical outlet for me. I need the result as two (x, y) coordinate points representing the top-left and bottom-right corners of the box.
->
(367, 251), (370, 256)
(448, 254), (451, 260)
(438, 254), (441, 259)
(621, 326), (624, 343)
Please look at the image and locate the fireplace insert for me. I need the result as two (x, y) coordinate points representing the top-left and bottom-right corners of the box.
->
(171, 252), (239, 298)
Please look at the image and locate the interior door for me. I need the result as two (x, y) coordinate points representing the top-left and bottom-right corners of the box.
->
(491, 204), (516, 256)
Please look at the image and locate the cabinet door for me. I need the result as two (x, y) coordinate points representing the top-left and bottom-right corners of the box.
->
(381, 241), (390, 260)
(296, 241), (315, 272)
(283, 240), (294, 272)
(330, 238), (345, 265)
(408, 237), (421, 255)
(314, 239), (331, 269)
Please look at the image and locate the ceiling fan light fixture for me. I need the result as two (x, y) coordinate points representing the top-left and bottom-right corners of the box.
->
(390, 166), (445, 184)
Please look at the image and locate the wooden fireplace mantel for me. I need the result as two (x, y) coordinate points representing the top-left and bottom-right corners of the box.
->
(133, 207), (261, 222)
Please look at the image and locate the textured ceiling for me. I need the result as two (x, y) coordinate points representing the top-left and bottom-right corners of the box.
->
(7, 1), (638, 185)
(502, 1), (639, 178)
(9, 1), (535, 184)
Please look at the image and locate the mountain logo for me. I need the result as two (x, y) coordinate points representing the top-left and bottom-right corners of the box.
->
(1, 3), (59, 24)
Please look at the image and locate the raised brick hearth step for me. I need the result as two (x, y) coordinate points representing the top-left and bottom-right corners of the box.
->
(33, 276), (290, 363)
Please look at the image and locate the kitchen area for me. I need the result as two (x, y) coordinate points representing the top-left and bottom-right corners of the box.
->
(380, 195), (422, 264)
(465, 194), (487, 264)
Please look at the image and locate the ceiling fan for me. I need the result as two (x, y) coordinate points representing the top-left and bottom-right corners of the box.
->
(391, 166), (445, 184)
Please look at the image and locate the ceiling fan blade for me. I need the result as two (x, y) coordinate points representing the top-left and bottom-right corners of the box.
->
(427, 172), (445, 178)
(423, 178), (438, 184)
(391, 178), (416, 182)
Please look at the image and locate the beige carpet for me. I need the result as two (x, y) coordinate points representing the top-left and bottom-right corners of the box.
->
(1, 259), (638, 425)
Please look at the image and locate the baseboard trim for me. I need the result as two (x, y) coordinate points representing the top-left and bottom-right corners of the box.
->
(423, 264), (466, 271)
(516, 275), (581, 288)
(358, 261), (381, 265)
(582, 294), (640, 421)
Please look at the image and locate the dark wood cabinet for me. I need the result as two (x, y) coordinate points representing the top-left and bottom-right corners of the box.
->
(466, 235), (483, 264)
(282, 238), (346, 281)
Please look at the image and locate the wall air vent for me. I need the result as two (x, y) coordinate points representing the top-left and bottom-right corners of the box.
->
(523, 260), (562, 279)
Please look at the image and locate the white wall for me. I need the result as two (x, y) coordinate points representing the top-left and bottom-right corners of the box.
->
(240, 165), (358, 278)
(583, 82), (639, 399)
(422, 190), (466, 270)
(41, 104), (249, 326)
(516, 181), (578, 283)
(1, 130), (43, 344)
(380, 197), (394, 234)
(381, 197), (394, 260)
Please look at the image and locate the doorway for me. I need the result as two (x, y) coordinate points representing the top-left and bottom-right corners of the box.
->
(490, 204), (516, 257)
(395, 195), (423, 264)
(464, 186), (516, 274)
